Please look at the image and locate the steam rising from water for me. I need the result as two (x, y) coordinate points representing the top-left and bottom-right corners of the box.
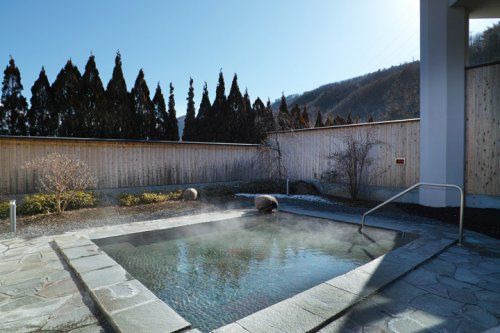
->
(96, 211), (414, 332)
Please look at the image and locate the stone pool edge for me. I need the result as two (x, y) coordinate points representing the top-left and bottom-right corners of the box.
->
(53, 209), (455, 333)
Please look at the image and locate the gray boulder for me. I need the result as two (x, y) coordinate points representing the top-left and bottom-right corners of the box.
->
(254, 195), (278, 212)
(183, 188), (198, 201)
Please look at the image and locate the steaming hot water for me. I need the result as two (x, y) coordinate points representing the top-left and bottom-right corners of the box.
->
(96, 211), (414, 332)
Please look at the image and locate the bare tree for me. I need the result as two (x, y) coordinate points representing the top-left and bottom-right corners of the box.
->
(257, 131), (288, 191)
(321, 132), (378, 201)
(24, 153), (96, 213)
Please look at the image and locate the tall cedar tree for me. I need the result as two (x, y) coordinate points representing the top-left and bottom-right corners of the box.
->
(301, 106), (310, 128)
(182, 78), (197, 141)
(290, 104), (303, 129)
(52, 60), (82, 137)
(346, 112), (353, 124)
(1, 57), (28, 135)
(212, 71), (228, 142)
(242, 89), (256, 142)
(227, 74), (244, 142)
(253, 97), (275, 142)
(131, 69), (153, 139)
(28, 67), (54, 136)
(314, 111), (324, 128)
(266, 99), (276, 132)
(195, 82), (212, 142)
(277, 93), (292, 130)
(152, 83), (166, 140)
(106, 52), (133, 138)
(325, 114), (334, 126)
(166, 83), (179, 141)
(81, 55), (106, 138)
(333, 114), (345, 125)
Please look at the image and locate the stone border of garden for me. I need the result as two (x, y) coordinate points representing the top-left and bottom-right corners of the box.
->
(53, 209), (456, 333)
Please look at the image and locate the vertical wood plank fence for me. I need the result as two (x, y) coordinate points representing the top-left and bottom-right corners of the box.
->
(0, 137), (265, 195)
(273, 119), (420, 190)
(465, 63), (500, 196)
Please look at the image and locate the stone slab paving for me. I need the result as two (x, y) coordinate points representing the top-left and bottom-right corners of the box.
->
(318, 241), (500, 333)
(0, 236), (106, 332)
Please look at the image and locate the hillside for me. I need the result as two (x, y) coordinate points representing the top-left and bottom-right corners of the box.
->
(271, 61), (420, 122)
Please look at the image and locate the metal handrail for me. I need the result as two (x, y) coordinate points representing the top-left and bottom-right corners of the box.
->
(360, 182), (465, 245)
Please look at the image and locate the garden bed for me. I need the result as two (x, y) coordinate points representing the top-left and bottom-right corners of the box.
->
(0, 198), (251, 239)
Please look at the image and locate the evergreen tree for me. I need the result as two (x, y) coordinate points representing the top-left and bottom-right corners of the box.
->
(242, 89), (256, 142)
(290, 103), (304, 129)
(81, 55), (105, 137)
(325, 114), (335, 126)
(106, 51), (133, 138)
(227, 74), (243, 142)
(368, 114), (374, 122)
(1, 57), (28, 135)
(253, 97), (275, 142)
(301, 106), (310, 128)
(152, 83), (166, 140)
(51, 60), (82, 137)
(266, 99), (277, 132)
(277, 93), (292, 130)
(346, 112), (353, 124)
(333, 114), (346, 125)
(131, 69), (153, 139)
(28, 67), (54, 136)
(195, 82), (212, 141)
(166, 83), (179, 141)
(182, 78), (197, 141)
(211, 70), (228, 141)
(314, 111), (324, 128)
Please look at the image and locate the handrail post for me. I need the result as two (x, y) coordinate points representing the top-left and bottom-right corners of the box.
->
(458, 187), (464, 245)
(9, 200), (16, 234)
(360, 182), (465, 245)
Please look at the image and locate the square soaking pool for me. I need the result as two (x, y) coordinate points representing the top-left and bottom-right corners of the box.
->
(94, 211), (415, 332)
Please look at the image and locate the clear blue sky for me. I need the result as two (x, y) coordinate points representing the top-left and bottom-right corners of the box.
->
(1, 1), (492, 116)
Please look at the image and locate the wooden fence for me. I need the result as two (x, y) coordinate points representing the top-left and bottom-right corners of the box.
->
(273, 119), (420, 190)
(465, 63), (500, 196)
(0, 137), (265, 195)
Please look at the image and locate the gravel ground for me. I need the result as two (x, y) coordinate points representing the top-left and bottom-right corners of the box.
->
(0, 198), (252, 240)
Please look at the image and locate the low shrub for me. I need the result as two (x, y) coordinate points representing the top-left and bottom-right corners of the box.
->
(140, 192), (169, 204)
(19, 191), (97, 215)
(0, 201), (9, 219)
(65, 191), (98, 210)
(199, 184), (239, 197)
(118, 194), (141, 207)
(119, 190), (183, 206)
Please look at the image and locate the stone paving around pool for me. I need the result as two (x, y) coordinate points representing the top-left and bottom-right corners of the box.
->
(0, 207), (499, 333)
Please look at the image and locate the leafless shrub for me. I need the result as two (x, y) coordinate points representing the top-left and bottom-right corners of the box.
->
(24, 153), (96, 213)
(259, 131), (288, 180)
(321, 132), (378, 201)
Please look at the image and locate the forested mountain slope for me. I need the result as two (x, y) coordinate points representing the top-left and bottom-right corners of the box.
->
(271, 61), (420, 122)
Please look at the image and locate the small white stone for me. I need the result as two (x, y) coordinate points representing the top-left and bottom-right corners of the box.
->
(183, 188), (198, 201)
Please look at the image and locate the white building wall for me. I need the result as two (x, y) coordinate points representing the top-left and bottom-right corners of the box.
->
(419, 0), (467, 207)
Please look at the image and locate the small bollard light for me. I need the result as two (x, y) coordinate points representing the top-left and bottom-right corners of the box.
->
(286, 178), (290, 195)
(9, 200), (16, 234)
